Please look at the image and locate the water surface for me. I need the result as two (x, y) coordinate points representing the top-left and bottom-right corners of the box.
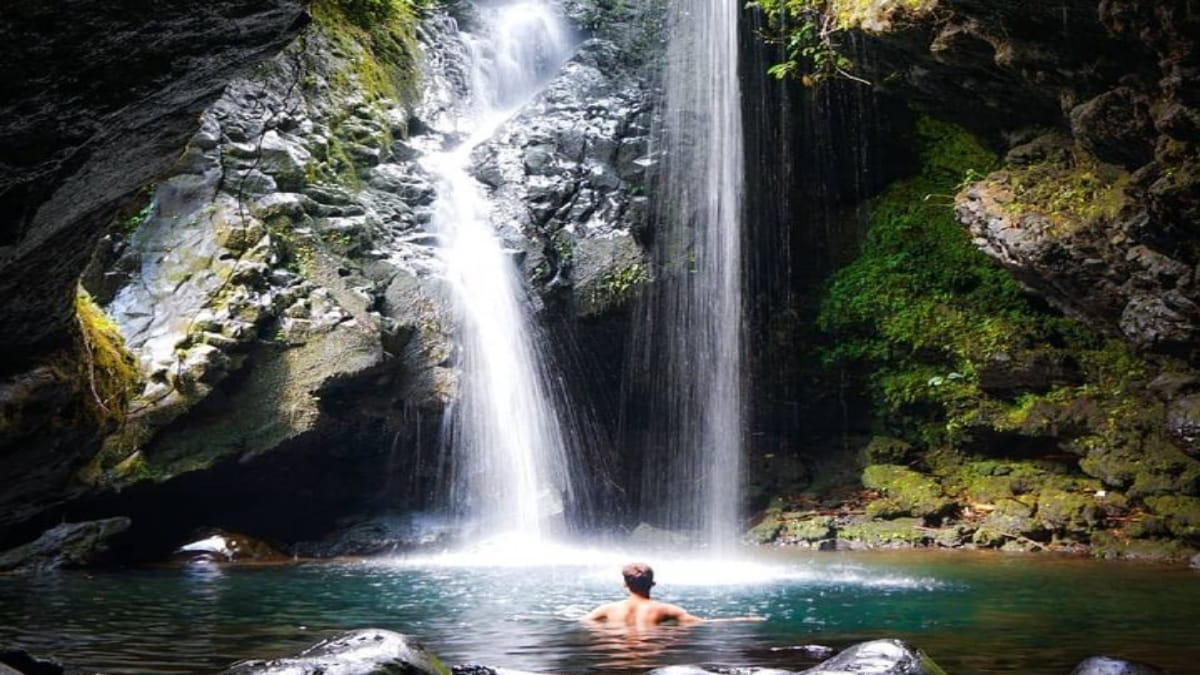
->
(1, 548), (1197, 673)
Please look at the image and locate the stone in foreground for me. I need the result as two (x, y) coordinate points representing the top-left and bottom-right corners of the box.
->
(220, 629), (450, 675)
(644, 639), (943, 675)
(1069, 656), (1163, 675)
(799, 639), (946, 675)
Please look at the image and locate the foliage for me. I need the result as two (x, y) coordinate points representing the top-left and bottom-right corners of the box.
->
(589, 263), (648, 312)
(748, 0), (933, 85)
(817, 117), (1145, 445)
(118, 186), (155, 235)
(69, 287), (140, 428)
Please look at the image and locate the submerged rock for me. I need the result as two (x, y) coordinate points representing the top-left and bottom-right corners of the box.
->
(798, 639), (946, 675)
(0, 517), (131, 573)
(0, 649), (69, 675)
(1069, 656), (1163, 675)
(220, 629), (450, 675)
(644, 640), (944, 675)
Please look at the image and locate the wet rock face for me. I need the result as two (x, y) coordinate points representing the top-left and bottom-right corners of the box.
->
(0, 0), (308, 364)
(0, 517), (130, 573)
(472, 38), (654, 316)
(0, 0), (665, 547)
(0, 1), (307, 544)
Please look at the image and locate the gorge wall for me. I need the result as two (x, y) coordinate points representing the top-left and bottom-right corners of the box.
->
(0, 0), (664, 556)
(749, 0), (1200, 560)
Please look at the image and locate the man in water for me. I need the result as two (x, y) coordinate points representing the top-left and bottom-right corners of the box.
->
(584, 562), (763, 626)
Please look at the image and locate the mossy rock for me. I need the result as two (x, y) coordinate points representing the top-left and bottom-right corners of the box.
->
(1036, 489), (1102, 535)
(976, 499), (1042, 545)
(837, 517), (928, 547)
(865, 498), (908, 519)
(1090, 531), (1198, 562)
(862, 436), (914, 465)
(780, 516), (836, 543)
(1080, 436), (1200, 498)
(747, 511), (784, 544)
(1143, 495), (1200, 541)
(957, 472), (1016, 504)
(862, 464), (954, 518)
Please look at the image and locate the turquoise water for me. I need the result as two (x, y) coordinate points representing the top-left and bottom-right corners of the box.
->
(1, 548), (1198, 673)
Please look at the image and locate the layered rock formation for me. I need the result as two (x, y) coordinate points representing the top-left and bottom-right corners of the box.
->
(0, 0), (310, 541)
(0, 0), (662, 552)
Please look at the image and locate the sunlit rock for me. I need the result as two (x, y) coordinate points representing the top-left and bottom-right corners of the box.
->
(798, 639), (946, 675)
(174, 530), (286, 564)
(220, 629), (449, 675)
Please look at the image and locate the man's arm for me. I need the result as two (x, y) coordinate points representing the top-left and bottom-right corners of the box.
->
(657, 602), (704, 625)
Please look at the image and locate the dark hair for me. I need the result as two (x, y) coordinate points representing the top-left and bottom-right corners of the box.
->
(622, 562), (655, 595)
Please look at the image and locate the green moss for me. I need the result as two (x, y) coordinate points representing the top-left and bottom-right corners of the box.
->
(1089, 531), (1197, 562)
(1037, 489), (1103, 534)
(781, 515), (836, 542)
(1143, 496), (1200, 541)
(838, 517), (928, 546)
(862, 463), (953, 518)
(1002, 149), (1129, 233)
(310, 0), (422, 102)
(70, 287), (140, 428)
(816, 117), (1159, 451)
(818, 117), (1029, 443)
(861, 435), (914, 464)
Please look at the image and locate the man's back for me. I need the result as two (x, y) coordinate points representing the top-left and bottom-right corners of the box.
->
(586, 595), (701, 627)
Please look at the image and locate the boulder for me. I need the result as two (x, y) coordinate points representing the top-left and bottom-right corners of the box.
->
(292, 514), (457, 558)
(861, 465), (953, 519)
(798, 639), (947, 675)
(1069, 655), (1163, 675)
(0, 517), (130, 573)
(0, 649), (68, 675)
(174, 530), (287, 564)
(1165, 395), (1200, 456)
(220, 629), (449, 675)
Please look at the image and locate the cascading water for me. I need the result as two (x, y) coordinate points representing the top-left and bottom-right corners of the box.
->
(423, 1), (577, 542)
(628, 0), (746, 548)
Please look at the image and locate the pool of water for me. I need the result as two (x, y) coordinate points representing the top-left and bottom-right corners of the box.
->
(1, 545), (1197, 674)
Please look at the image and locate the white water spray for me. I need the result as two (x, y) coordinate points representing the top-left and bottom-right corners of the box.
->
(632, 0), (746, 548)
(423, 1), (576, 543)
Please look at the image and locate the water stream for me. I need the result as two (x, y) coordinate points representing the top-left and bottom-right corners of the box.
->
(630, 0), (747, 547)
(423, 1), (577, 541)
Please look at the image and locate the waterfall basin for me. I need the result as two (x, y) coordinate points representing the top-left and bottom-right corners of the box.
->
(0, 547), (1197, 674)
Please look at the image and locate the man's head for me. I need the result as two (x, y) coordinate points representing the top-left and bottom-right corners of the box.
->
(622, 562), (655, 596)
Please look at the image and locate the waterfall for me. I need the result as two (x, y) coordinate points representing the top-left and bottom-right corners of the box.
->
(422, 1), (576, 542)
(628, 0), (746, 547)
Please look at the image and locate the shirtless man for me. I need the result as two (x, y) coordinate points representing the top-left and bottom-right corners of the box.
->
(584, 562), (764, 627)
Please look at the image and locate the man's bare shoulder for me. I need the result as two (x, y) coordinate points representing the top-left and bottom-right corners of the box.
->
(584, 599), (627, 621)
(646, 600), (702, 625)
